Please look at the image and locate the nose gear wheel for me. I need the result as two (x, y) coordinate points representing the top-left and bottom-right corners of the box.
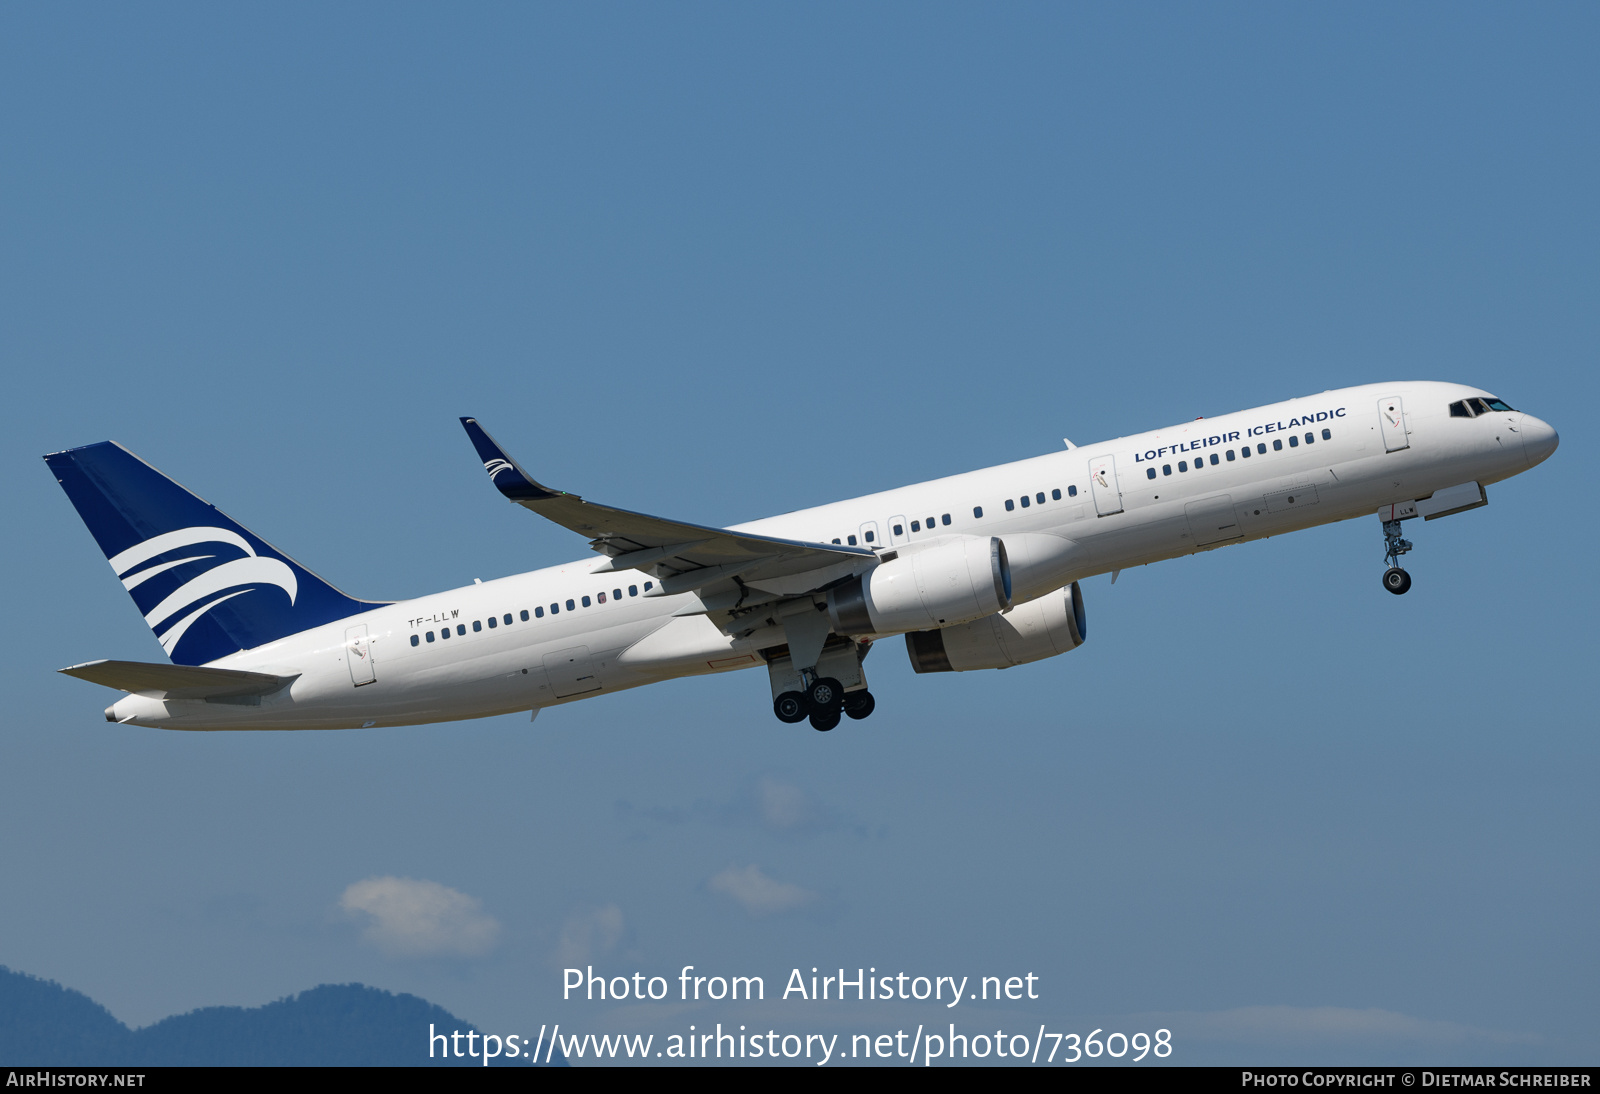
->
(1381, 519), (1415, 595)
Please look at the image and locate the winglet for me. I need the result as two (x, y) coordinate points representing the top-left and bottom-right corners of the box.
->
(459, 418), (564, 501)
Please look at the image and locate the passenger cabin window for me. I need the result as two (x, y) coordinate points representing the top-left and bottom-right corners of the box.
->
(1146, 467), (1157, 479)
(1241, 446), (1251, 458)
(1020, 496), (1029, 508)
(1322, 428), (1331, 440)
(1005, 499), (1015, 511)
(487, 616), (497, 628)
(1163, 464), (1172, 475)
(410, 634), (419, 646)
(1226, 449), (1236, 461)
(911, 520), (921, 532)
(550, 603), (559, 615)
(1179, 460), (1188, 472)
(892, 523), (903, 535)
(535, 607), (544, 618)
(440, 627), (450, 639)
(847, 535), (857, 545)
(582, 596), (591, 607)
(942, 514), (951, 525)
(1067, 486), (1077, 497)
(566, 599), (576, 611)
(1036, 492), (1045, 504)
(472, 620), (482, 632)
(1272, 440), (1282, 451)
(973, 506), (983, 518)
(832, 538), (841, 544)
(613, 588), (622, 600)
(864, 530), (875, 543)
(629, 585), (638, 596)
(1051, 488), (1061, 500)
(597, 592), (606, 603)
(1289, 435), (1299, 447)
(456, 624), (466, 635)
(519, 610), (528, 621)
(426, 631), (435, 642)
(1257, 443), (1266, 454)
(644, 581), (654, 591)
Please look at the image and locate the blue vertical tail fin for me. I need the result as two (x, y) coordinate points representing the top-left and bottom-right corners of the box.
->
(44, 441), (384, 666)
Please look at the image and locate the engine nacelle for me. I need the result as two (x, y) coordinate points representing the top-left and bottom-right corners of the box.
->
(905, 581), (1087, 672)
(826, 536), (1012, 636)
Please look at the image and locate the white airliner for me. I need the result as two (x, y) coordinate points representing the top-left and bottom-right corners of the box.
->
(46, 381), (1556, 732)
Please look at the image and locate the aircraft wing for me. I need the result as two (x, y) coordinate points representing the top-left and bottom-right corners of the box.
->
(460, 418), (874, 596)
(60, 660), (298, 700)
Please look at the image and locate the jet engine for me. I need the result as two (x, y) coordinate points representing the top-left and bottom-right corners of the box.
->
(826, 536), (1011, 636)
(904, 581), (1086, 672)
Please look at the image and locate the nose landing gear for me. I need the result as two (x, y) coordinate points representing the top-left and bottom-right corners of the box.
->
(1382, 518), (1413, 595)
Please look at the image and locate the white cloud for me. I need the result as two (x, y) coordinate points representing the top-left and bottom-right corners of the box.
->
(708, 865), (816, 916)
(758, 778), (811, 830)
(552, 904), (625, 967)
(338, 876), (500, 958)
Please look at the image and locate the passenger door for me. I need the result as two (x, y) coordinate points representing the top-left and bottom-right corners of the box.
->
(345, 624), (375, 687)
(1088, 456), (1123, 516)
(1378, 396), (1410, 452)
(858, 520), (882, 548)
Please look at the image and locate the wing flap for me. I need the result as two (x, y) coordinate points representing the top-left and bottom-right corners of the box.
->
(59, 660), (297, 700)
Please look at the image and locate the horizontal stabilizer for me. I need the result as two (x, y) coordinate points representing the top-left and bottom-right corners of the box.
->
(59, 660), (297, 700)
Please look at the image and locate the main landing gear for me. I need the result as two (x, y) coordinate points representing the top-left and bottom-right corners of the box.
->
(767, 635), (876, 732)
(1381, 518), (1414, 596)
(773, 677), (876, 732)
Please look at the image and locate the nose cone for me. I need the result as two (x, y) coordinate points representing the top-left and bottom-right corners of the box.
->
(1521, 415), (1559, 467)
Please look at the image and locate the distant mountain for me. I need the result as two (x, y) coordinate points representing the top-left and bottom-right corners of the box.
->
(0, 967), (563, 1066)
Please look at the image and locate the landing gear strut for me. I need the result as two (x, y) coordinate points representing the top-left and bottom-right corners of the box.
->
(1382, 518), (1413, 596)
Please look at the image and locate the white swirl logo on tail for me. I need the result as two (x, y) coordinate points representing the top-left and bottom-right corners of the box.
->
(483, 458), (516, 480)
(107, 527), (298, 654)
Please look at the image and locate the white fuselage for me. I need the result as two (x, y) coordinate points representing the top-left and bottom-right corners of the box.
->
(108, 382), (1557, 730)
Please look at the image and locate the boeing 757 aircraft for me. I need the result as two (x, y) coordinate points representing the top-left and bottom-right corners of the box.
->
(45, 381), (1557, 733)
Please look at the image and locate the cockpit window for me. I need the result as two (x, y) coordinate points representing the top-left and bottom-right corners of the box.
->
(1456, 395), (1516, 416)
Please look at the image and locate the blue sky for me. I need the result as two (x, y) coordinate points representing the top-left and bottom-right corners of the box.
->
(1, 3), (1595, 1065)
